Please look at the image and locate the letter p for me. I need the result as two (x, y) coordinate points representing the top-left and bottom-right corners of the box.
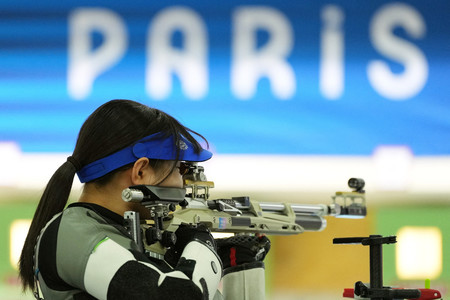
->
(67, 8), (127, 100)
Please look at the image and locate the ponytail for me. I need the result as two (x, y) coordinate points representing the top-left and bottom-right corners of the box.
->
(19, 157), (79, 291)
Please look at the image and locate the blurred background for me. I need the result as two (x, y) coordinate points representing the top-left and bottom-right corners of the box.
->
(1, 0), (449, 299)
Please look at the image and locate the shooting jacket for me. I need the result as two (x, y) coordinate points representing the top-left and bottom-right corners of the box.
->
(34, 202), (266, 300)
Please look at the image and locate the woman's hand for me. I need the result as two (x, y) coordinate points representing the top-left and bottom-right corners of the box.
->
(164, 223), (216, 267)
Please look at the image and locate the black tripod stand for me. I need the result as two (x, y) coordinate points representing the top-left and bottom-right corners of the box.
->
(333, 235), (422, 299)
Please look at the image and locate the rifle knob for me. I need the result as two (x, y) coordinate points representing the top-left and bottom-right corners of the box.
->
(179, 200), (189, 207)
(169, 204), (177, 212)
(161, 231), (177, 248)
(145, 227), (162, 245)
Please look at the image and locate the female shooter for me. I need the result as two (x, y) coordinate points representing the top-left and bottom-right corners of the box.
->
(19, 99), (269, 300)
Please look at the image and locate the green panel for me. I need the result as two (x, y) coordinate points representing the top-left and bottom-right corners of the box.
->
(0, 202), (37, 276)
(376, 205), (450, 293)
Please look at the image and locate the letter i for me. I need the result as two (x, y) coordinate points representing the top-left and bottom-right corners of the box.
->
(320, 5), (345, 100)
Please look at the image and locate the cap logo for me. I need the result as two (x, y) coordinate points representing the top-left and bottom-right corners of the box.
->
(179, 140), (188, 150)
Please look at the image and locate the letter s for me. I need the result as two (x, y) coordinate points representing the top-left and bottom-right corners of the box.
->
(368, 3), (428, 100)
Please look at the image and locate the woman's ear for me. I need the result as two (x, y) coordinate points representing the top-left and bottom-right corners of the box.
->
(131, 157), (154, 185)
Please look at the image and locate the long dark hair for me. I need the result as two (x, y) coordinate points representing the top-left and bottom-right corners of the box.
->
(19, 99), (207, 291)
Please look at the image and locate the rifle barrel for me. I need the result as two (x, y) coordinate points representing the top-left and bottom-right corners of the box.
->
(251, 202), (333, 216)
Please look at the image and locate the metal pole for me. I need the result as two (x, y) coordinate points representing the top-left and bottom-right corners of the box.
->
(369, 236), (383, 300)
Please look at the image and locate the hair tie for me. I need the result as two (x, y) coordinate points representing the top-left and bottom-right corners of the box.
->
(67, 156), (82, 171)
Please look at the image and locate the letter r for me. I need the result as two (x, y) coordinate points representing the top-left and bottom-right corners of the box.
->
(231, 6), (296, 100)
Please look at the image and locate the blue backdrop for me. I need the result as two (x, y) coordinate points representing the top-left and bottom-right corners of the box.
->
(0, 0), (449, 155)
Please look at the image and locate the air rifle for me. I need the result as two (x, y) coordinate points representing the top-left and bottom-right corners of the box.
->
(122, 163), (367, 259)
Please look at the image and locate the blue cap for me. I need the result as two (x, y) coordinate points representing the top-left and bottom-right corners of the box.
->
(77, 132), (212, 183)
